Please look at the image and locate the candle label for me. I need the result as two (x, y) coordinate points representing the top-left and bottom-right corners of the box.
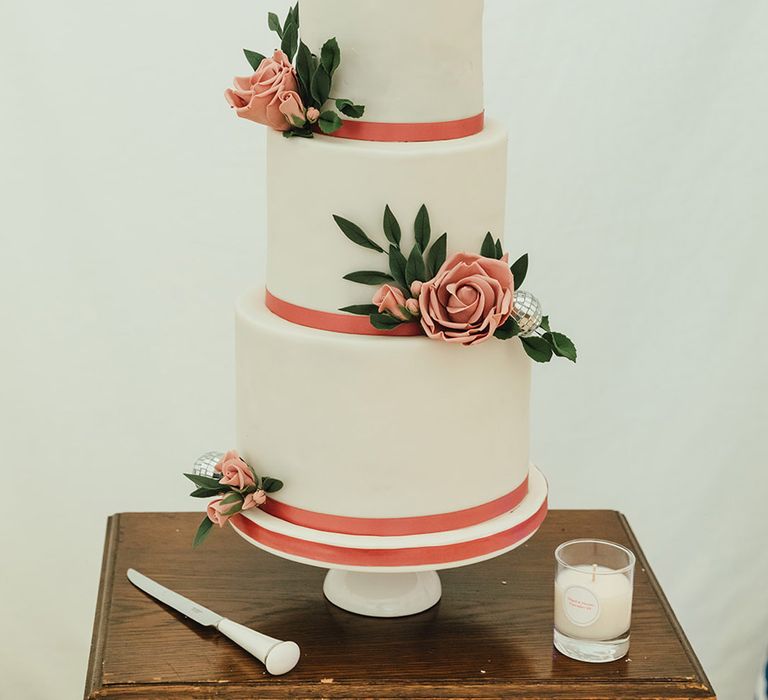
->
(563, 585), (601, 626)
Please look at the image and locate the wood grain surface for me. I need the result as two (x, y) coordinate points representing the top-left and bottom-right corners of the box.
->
(84, 510), (715, 699)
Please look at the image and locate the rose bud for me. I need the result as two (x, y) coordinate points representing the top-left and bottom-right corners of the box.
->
(215, 450), (256, 490)
(372, 284), (409, 321)
(243, 490), (267, 510)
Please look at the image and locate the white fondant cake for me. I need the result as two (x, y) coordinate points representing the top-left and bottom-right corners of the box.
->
(267, 121), (508, 312)
(298, 0), (484, 123)
(236, 288), (530, 520)
(232, 0), (538, 535)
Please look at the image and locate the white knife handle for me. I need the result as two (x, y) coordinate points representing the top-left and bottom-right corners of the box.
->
(216, 618), (300, 675)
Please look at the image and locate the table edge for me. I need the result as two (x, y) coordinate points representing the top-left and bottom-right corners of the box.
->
(82, 679), (717, 700)
(84, 513), (120, 700)
(617, 511), (715, 697)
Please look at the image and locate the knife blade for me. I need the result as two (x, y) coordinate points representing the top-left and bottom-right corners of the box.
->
(127, 568), (222, 626)
(126, 568), (300, 675)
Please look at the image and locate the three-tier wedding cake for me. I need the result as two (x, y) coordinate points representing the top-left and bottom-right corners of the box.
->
(188, 0), (574, 589)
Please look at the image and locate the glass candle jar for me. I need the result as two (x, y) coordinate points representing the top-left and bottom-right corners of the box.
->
(554, 539), (636, 663)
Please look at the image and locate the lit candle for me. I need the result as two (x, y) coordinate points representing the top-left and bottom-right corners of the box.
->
(554, 564), (633, 641)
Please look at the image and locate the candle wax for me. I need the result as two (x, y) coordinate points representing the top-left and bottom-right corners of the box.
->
(554, 564), (633, 641)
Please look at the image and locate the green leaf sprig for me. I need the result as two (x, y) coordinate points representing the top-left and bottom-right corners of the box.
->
(243, 5), (365, 138)
(334, 205), (447, 330)
(184, 460), (283, 547)
(481, 240), (576, 363)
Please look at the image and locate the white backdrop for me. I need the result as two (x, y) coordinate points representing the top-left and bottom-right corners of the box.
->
(1, 1), (767, 698)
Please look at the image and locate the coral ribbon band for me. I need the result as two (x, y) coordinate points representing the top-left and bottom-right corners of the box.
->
(265, 289), (422, 337)
(231, 499), (547, 568)
(327, 112), (485, 143)
(260, 476), (529, 536)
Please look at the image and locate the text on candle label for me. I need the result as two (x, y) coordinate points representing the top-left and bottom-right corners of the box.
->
(563, 585), (601, 626)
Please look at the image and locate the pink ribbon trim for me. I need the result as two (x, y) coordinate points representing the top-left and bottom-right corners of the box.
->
(260, 476), (529, 536)
(265, 289), (423, 337)
(231, 499), (547, 568)
(326, 112), (485, 143)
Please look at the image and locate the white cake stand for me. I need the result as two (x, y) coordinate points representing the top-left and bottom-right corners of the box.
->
(230, 466), (548, 617)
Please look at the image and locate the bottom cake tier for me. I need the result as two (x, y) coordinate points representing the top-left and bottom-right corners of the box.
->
(236, 288), (533, 531)
(230, 465), (548, 573)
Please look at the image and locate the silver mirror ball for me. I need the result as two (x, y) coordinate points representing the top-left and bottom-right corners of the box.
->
(512, 290), (543, 337)
(192, 451), (225, 479)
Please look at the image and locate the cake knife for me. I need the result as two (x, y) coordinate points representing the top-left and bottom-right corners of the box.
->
(126, 568), (300, 675)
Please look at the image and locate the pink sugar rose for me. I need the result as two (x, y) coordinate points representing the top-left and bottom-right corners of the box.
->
(373, 284), (409, 321)
(224, 50), (299, 131)
(243, 490), (267, 510)
(419, 252), (514, 346)
(306, 107), (321, 124)
(215, 450), (256, 490)
(410, 280), (423, 297)
(405, 298), (420, 316)
(207, 499), (233, 528)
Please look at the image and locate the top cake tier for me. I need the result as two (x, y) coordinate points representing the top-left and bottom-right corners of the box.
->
(299, 0), (484, 126)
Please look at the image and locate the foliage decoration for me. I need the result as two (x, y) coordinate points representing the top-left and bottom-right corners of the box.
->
(184, 451), (283, 547)
(228, 4), (365, 138)
(332, 204), (576, 360)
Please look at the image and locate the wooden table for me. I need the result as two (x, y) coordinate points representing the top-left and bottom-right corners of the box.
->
(84, 510), (715, 699)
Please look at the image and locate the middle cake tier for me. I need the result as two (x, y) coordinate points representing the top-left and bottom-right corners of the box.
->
(266, 120), (509, 314)
(236, 289), (531, 535)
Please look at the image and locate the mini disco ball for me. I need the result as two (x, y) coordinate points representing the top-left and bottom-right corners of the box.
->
(512, 290), (543, 337)
(192, 451), (224, 479)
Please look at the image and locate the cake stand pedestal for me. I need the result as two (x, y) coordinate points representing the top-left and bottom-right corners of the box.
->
(323, 570), (442, 617)
(230, 466), (548, 617)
